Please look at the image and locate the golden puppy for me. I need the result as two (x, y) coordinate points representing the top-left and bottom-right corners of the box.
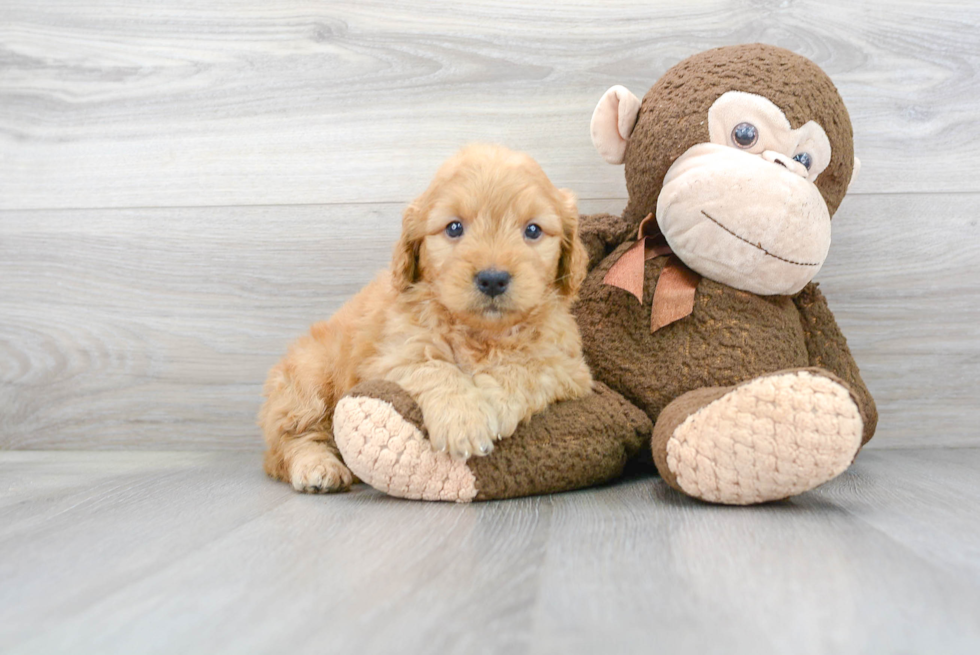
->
(259, 144), (593, 492)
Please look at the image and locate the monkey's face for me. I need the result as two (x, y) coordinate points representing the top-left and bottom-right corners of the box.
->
(589, 44), (860, 297)
(655, 91), (834, 295)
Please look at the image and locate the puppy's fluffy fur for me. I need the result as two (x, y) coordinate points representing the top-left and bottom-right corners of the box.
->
(259, 144), (593, 492)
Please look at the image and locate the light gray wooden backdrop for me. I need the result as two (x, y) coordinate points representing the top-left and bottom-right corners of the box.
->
(1, 0), (978, 450)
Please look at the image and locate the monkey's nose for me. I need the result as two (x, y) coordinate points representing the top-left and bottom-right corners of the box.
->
(475, 269), (511, 298)
(762, 150), (808, 178)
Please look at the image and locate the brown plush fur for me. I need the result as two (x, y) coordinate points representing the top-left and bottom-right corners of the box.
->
(259, 144), (592, 492)
(577, 241), (814, 423)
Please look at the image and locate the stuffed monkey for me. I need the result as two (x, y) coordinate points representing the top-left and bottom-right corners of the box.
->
(334, 44), (877, 504)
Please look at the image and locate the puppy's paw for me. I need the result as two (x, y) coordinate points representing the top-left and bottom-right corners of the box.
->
(494, 406), (523, 440)
(288, 449), (354, 493)
(423, 398), (499, 461)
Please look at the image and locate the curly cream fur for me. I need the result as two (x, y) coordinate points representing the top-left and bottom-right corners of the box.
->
(259, 144), (592, 492)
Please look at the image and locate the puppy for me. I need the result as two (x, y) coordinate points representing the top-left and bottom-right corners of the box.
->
(259, 144), (593, 492)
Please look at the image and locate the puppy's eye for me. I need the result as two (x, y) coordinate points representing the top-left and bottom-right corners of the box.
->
(524, 223), (543, 240)
(793, 152), (813, 170)
(445, 221), (464, 238)
(732, 122), (758, 148)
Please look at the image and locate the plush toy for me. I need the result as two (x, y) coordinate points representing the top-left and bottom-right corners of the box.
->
(333, 43), (877, 504)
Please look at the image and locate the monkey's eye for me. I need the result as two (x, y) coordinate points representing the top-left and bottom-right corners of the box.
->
(524, 223), (543, 240)
(793, 152), (813, 170)
(732, 122), (758, 148)
(445, 220), (464, 238)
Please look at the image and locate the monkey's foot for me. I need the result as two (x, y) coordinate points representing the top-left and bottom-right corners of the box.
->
(654, 369), (863, 505)
(334, 380), (652, 502)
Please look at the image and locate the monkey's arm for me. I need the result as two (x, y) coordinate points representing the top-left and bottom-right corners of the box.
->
(794, 282), (878, 445)
(579, 213), (637, 270)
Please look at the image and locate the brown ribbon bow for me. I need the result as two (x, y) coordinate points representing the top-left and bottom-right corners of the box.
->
(603, 213), (701, 332)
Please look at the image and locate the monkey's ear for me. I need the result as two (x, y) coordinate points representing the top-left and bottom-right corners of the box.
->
(590, 85), (642, 165)
(390, 203), (424, 292)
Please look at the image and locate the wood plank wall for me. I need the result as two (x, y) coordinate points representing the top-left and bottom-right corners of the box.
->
(1, 1), (978, 450)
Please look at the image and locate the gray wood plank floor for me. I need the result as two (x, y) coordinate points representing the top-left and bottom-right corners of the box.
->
(2, 448), (979, 655)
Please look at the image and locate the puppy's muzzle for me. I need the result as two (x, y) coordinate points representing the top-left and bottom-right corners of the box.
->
(474, 269), (511, 298)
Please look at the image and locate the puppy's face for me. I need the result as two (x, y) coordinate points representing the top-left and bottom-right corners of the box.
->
(392, 145), (586, 328)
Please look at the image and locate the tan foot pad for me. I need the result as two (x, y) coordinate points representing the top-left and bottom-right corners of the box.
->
(666, 371), (863, 505)
(333, 395), (478, 503)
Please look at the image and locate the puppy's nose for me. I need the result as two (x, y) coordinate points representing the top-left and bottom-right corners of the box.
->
(474, 269), (511, 298)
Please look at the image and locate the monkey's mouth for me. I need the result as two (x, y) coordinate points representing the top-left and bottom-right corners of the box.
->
(700, 210), (821, 268)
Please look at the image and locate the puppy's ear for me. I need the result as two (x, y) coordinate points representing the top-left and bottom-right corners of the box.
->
(555, 189), (588, 300)
(391, 202), (425, 292)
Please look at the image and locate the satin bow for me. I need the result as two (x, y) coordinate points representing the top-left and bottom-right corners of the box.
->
(602, 214), (701, 332)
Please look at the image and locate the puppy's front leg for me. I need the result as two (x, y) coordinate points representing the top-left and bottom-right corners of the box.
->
(473, 357), (593, 441)
(387, 361), (499, 459)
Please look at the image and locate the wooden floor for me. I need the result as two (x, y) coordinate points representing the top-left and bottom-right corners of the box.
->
(2, 448), (979, 654)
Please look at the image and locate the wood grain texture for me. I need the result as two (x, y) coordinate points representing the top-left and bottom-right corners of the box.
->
(819, 193), (980, 448)
(0, 202), (406, 449)
(1, 449), (979, 654)
(534, 453), (980, 654)
(1, 0), (978, 210)
(2, 194), (978, 450)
